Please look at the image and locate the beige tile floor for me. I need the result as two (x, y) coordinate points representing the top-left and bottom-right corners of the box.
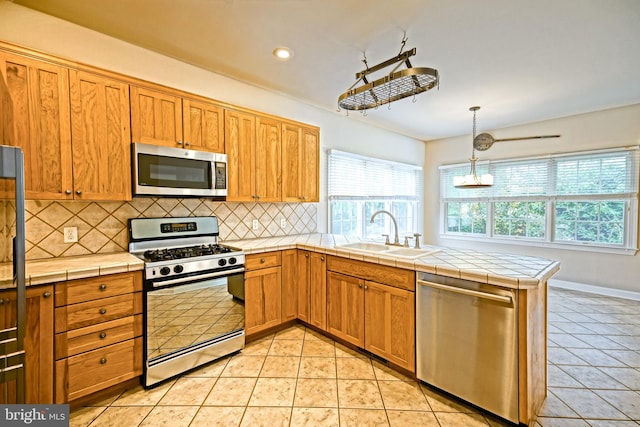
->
(71, 287), (640, 426)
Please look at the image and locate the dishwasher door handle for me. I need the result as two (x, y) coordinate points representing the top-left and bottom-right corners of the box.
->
(417, 279), (513, 304)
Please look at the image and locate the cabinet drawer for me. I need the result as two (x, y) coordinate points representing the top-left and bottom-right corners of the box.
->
(56, 338), (142, 403)
(55, 292), (142, 333)
(55, 272), (142, 307)
(245, 251), (281, 270)
(326, 256), (415, 291)
(55, 314), (142, 359)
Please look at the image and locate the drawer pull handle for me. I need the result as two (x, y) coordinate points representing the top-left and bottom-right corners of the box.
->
(99, 308), (107, 315)
(99, 284), (107, 291)
(100, 358), (107, 364)
(99, 332), (107, 339)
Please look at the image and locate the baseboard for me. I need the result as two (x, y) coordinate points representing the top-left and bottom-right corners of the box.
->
(549, 279), (640, 302)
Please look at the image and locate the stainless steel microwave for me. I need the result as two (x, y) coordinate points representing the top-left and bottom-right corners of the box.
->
(132, 142), (227, 197)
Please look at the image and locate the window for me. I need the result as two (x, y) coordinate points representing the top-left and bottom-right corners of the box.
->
(328, 150), (422, 240)
(439, 146), (639, 253)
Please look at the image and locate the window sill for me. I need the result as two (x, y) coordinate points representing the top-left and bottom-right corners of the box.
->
(440, 234), (638, 256)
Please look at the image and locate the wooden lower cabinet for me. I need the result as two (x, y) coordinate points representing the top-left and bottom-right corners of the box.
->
(0, 285), (54, 404)
(326, 256), (415, 372)
(297, 250), (327, 331)
(280, 249), (298, 322)
(54, 272), (143, 404)
(244, 252), (282, 336)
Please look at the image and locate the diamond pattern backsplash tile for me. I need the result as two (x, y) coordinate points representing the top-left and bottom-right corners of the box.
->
(19, 199), (318, 261)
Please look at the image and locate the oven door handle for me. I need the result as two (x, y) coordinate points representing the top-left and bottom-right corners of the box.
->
(150, 267), (245, 288)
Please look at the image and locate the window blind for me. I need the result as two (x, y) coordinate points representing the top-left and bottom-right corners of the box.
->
(328, 149), (423, 199)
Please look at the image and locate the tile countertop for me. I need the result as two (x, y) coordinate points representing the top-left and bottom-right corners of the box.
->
(0, 234), (559, 290)
(226, 233), (560, 290)
(0, 252), (144, 289)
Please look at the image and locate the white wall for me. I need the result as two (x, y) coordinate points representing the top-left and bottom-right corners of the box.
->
(424, 103), (640, 293)
(0, 1), (425, 233)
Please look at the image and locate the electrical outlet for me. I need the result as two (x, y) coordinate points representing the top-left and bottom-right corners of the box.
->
(252, 219), (259, 230)
(280, 218), (287, 228)
(63, 227), (78, 243)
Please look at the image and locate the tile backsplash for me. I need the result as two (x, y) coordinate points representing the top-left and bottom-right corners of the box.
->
(21, 198), (317, 260)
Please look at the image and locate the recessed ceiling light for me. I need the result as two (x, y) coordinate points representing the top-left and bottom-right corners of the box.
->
(273, 47), (293, 60)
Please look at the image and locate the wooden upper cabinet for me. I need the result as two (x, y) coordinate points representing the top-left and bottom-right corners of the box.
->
(281, 123), (319, 202)
(130, 85), (182, 148)
(255, 115), (281, 202)
(0, 52), (72, 199)
(131, 85), (225, 153)
(182, 98), (224, 152)
(225, 109), (256, 201)
(69, 70), (131, 201)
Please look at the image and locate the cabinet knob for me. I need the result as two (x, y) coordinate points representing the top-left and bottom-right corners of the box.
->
(100, 357), (107, 364)
(177, 140), (183, 146)
(305, 253), (309, 258)
(43, 291), (51, 298)
(321, 256), (325, 261)
(358, 283), (362, 288)
(99, 284), (107, 291)
(65, 190), (72, 195)
(185, 141), (190, 147)
(75, 190), (82, 195)
(99, 332), (107, 339)
(99, 308), (107, 315)
(0, 298), (3, 305)
(260, 258), (265, 263)
(364, 285), (368, 290)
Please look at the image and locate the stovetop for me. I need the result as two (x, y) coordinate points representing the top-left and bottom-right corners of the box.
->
(142, 243), (235, 262)
(128, 216), (245, 280)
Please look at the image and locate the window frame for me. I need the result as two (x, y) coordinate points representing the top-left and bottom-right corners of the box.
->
(439, 146), (639, 255)
(328, 149), (423, 240)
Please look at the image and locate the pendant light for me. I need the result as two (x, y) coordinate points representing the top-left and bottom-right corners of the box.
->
(453, 106), (494, 188)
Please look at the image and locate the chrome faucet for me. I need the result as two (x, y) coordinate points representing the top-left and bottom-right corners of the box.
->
(370, 210), (400, 246)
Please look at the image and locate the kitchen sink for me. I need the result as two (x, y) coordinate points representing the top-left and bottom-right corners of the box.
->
(335, 242), (441, 259)
(334, 242), (391, 252)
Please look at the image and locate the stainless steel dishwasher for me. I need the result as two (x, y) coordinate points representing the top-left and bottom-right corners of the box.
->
(416, 272), (519, 424)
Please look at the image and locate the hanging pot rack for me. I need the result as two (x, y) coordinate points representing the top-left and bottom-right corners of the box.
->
(338, 44), (439, 111)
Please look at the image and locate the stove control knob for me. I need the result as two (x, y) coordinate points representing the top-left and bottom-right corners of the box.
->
(229, 257), (237, 265)
(173, 265), (184, 274)
(218, 258), (227, 267)
(160, 267), (171, 276)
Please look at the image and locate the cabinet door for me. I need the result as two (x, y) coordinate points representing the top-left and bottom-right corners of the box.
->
(0, 285), (54, 404)
(364, 280), (415, 371)
(130, 85), (182, 147)
(244, 266), (282, 336)
(182, 98), (224, 152)
(255, 115), (281, 202)
(281, 123), (302, 202)
(301, 126), (320, 202)
(225, 109), (255, 201)
(327, 271), (364, 347)
(296, 250), (311, 323)
(281, 249), (298, 322)
(70, 70), (131, 201)
(0, 52), (72, 199)
(308, 252), (327, 331)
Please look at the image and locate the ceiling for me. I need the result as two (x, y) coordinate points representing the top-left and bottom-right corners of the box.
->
(11, 0), (640, 140)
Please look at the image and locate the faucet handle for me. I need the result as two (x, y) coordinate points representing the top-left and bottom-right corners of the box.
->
(403, 236), (413, 247)
(381, 234), (390, 245)
(413, 233), (422, 249)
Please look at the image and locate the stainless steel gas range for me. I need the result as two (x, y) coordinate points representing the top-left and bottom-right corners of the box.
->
(128, 216), (245, 387)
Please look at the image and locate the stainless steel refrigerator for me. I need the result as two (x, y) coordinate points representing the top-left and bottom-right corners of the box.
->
(0, 145), (26, 404)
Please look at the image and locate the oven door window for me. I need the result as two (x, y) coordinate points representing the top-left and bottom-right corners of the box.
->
(137, 153), (212, 189)
(146, 277), (244, 361)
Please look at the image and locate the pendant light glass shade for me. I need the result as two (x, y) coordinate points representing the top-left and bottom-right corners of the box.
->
(454, 106), (493, 188)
